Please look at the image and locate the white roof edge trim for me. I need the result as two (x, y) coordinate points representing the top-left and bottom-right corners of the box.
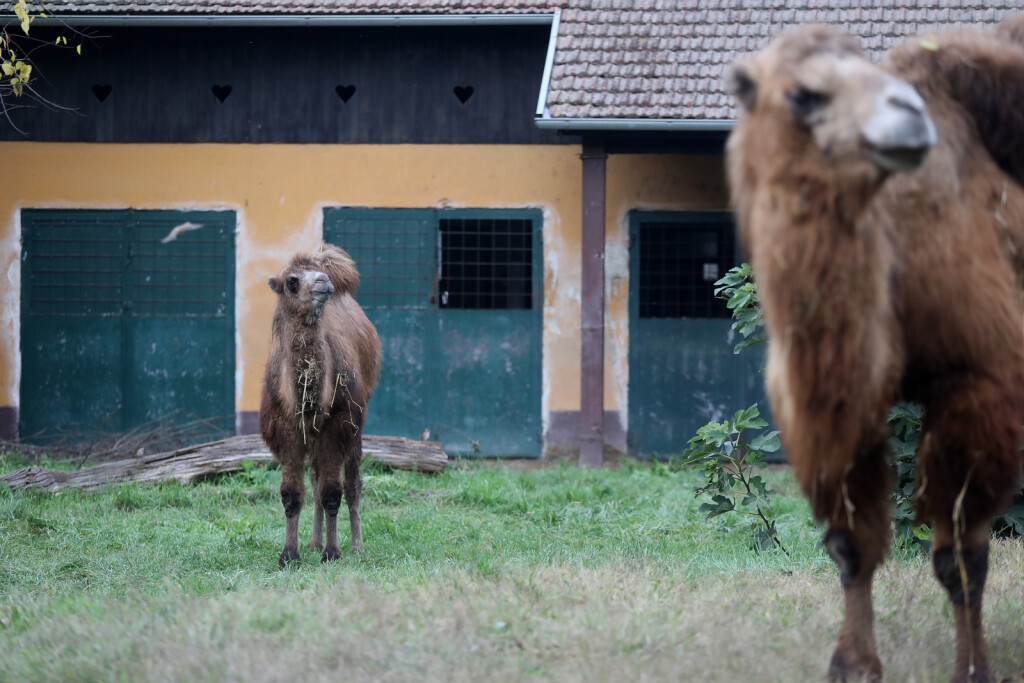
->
(34, 13), (556, 27)
(535, 7), (561, 117)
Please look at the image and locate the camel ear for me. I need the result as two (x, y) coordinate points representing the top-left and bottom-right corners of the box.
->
(726, 61), (759, 112)
(268, 276), (283, 294)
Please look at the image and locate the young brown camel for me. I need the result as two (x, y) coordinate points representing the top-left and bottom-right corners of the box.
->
(259, 245), (381, 566)
(726, 20), (1024, 683)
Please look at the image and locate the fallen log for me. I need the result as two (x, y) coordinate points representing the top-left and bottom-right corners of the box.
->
(1, 434), (447, 492)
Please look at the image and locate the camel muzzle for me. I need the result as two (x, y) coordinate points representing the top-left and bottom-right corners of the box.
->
(311, 276), (334, 305)
(861, 80), (936, 173)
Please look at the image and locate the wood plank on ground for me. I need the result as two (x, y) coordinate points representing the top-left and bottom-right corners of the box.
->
(0, 434), (447, 492)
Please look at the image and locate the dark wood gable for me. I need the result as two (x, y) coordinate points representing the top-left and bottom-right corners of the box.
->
(3, 24), (564, 144)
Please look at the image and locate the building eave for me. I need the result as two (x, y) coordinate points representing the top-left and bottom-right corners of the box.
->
(534, 117), (736, 132)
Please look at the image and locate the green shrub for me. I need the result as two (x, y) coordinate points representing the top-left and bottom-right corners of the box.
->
(688, 264), (1023, 554)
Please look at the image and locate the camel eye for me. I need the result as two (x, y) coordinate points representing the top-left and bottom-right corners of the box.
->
(286, 275), (299, 293)
(786, 87), (829, 119)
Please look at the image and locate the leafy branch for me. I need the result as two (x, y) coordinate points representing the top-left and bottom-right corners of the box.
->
(715, 263), (766, 354)
(1, 1), (86, 132)
(679, 404), (789, 557)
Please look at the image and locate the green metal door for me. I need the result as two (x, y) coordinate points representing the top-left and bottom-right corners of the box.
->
(324, 208), (543, 458)
(21, 209), (236, 444)
(627, 211), (766, 458)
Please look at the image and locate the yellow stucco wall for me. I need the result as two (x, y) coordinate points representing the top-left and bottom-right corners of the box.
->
(1, 142), (727, 438)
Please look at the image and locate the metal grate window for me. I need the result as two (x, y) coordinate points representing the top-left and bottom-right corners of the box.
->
(132, 218), (232, 318)
(25, 211), (233, 319)
(638, 218), (735, 319)
(331, 216), (435, 311)
(26, 215), (125, 318)
(438, 218), (533, 310)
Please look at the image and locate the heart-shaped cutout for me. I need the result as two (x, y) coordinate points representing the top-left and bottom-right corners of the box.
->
(335, 84), (356, 103)
(453, 85), (474, 104)
(91, 84), (112, 103)
(211, 84), (233, 103)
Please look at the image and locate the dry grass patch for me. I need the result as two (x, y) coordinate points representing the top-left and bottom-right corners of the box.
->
(3, 540), (1022, 682)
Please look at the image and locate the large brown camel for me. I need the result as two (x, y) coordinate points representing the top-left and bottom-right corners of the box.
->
(259, 245), (381, 566)
(726, 18), (1024, 683)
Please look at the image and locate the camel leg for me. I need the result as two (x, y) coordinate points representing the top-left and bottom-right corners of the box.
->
(317, 458), (344, 563)
(932, 524), (992, 683)
(917, 374), (1024, 683)
(279, 457), (306, 567)
(789, 434), (890, 682)
(344, 448), (364, 551)
(308, 465), (324, 551)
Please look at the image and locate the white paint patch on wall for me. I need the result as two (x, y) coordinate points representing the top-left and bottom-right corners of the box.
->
(605, 208), (631, 433)
(2, 208), (21, 407)
(539, 204), (562, 435)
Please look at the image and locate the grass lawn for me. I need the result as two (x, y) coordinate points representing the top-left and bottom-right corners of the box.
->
(1, 452), (1022, 682)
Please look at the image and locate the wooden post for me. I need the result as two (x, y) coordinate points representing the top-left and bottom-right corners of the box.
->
(579, 138), (607, 468)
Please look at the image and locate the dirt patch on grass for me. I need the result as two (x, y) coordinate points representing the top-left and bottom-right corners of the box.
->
(500, 445), (638, 471)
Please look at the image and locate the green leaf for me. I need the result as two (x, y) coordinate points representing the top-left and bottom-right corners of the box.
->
(694, 421), (731, 447)
(699, 494), (735, 519)
(749, 430), (781, 453)
(1002, 502), (1024, 535)
(734, 405), (766, 430)
(749, 520), (780, 554)
(727, 288), (752, 310)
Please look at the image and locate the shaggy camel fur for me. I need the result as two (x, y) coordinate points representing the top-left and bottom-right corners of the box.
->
(259, 245), (381, 565)
(726, 19), (1024, 683)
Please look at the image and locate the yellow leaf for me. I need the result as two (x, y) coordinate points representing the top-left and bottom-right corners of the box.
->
(918, 37), (939, 51)
(1, 63), (13, 77)
(76, 44), (82, 55)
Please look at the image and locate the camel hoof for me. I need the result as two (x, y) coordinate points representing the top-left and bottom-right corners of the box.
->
(951, 669), (993, 683)
(278, 548), (301, 567)
(321, 546), (342, 563)
(828, 649), (882, 682)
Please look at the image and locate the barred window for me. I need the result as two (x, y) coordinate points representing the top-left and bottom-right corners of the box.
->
(637, 216), (735, 319)
(438, 218), (533, 310)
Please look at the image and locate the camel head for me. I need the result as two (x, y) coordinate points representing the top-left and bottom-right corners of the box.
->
(727, 25), (936, 183)
(268, 256), (335, 326)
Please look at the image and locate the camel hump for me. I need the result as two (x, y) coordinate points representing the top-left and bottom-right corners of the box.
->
(996, 12), (1024, 47)
(888, 22), (1024, 187)
(312, 244), (360, 296)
